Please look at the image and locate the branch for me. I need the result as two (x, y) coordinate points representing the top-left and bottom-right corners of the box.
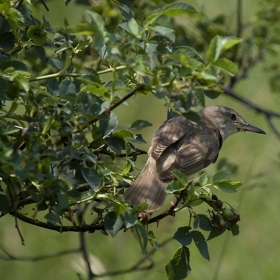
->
(230, 48), (265, 87)
(12, 211), (105, 233)
(88, 84), (147, 126)
(0, 245), (79, 261)
(77, 205), (96, 280)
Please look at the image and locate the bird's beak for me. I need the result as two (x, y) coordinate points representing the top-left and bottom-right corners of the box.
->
(237, 122), (266, 134)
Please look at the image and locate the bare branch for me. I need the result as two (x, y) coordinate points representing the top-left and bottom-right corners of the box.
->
(77, 205), (96, 280)
(6, 182), (25, 245)
(0, 245), (79, 261)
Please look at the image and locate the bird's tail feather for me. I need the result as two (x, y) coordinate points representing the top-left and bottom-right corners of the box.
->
(124, 157), (168, 211)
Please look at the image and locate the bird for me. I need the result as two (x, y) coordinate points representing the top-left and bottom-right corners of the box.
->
(124, 105), (266, 212)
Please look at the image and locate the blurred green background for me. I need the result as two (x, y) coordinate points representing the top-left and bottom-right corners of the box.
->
(1, 1), (280, 279)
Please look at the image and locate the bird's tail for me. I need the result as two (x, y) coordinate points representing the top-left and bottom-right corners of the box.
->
(123, 157), (168, 212)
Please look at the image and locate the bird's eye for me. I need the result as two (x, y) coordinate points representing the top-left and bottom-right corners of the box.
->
(230, 113), (236, 121)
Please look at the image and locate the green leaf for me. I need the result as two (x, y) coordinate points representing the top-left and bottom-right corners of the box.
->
(193, 214), (213, 231)
(165, 180), (186, 194)
(130, 120), (153, 129)
(173, 227), (192, 246)
(229, 224), (240, 236)
(45, 212), (62, 225)
(172, 170), (189, 186)
(42, 115), (55, 135)
(194, 88), (205, 107)
(214, 181), (242, 193)
(151, 26), (175, 42)
(0, 194), (10, 215)
(81, 167), (102, 191)
(128, 18), (140, 36)
(165, 246), (191, 280)
(220, 37), (242, 51)
(213, 58), (239, 76)
(206, 35), (242, 63)
(206, 35), (222, 63)
(99, 112), (118, 137)
(122, 160), (132, 175)
(207, 227), (226, 241)
(67, 23), (97, 35)
(124, 212), (138, 228)
(134, 223), (148, 252)
(105, 136), (126, 154)
(204, 89), (222, 99)
(199, 173), (208, 186)
(212, 171), (230, 182)
(0, 61), (27, 72)
(98, 194), (126, 215)
(190, 230), (210, 261)
(104, 212), (123, 237)
(27, 23), (47, 46)
(132, 134), (147, 144)
(182, 111), (201, 123)
(162, 2), (197, 17)
(114, 129), (134, 138)
(87, 10), (106, 34)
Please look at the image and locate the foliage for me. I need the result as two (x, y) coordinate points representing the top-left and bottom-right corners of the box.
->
(0, 0), (280, 279)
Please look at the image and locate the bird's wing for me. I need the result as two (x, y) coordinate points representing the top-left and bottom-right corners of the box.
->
(149, 116), (195, 160)
(157, 128), (221, 181)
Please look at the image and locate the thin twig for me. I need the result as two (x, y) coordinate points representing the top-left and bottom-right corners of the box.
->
(0, 245), (79, 261)
(6, 182), (25, 245)
(77, 205), (96, 280)
(12, 211), (105, 233)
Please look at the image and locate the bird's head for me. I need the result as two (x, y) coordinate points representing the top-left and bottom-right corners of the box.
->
(199, 106), (266, 140)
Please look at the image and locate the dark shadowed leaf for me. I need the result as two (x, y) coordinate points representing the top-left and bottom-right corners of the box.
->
(173, 227), (192, 246)
(193, 214), (213, 231)
(81, 167), (102, 190)
(207, 227), (227, 241)
(124, 212), (138, 228)
(134, 223), (148, 252)
(130, 119), (153, 129)
(0, 194), (10, 215)
(104, 212), (123, 237)
(165, 246), (191, 280)
(45, 212), (62, 225)
(190, 230), (210, 261)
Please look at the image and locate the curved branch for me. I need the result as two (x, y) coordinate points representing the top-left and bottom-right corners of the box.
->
(221, 86), (280, 118)
(12, 211), (105, 233)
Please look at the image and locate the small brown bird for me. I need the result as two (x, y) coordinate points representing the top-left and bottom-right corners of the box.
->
(124, 105), (266, 211)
